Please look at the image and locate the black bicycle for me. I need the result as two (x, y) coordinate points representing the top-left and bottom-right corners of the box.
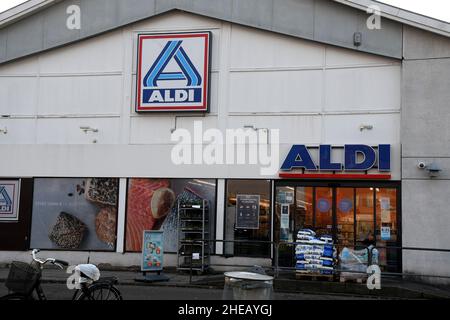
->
(1, 249), (122, 301)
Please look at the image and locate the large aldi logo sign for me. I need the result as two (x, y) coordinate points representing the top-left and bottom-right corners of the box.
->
(136, 32), (211, 112)
(0, 180), (20, 221)
(279, 144), (392, 180)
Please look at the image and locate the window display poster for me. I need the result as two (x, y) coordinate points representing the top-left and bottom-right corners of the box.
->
(236, 194), (260, 230)
(30, 178), (119, 251)
(317, 198), (331, 213)
(380, 197), (390, 210)
(338, 199), (353, 213)
(381, 210), (391, 223)
(0, 180), (20, 222)
(277, 191), (294, 204)
(380, 197), (391, 223)
(142, 231), (164, 272)
(126, 179), (216, 252)
(280, 204), (290, 241)
(381, 226), (391, 241)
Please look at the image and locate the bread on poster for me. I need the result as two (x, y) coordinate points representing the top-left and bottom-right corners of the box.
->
(95, 206), (117, 246)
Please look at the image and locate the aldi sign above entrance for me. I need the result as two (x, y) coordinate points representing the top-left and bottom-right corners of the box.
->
(280, 144), (391, 180)
(136, 32), (211, 112)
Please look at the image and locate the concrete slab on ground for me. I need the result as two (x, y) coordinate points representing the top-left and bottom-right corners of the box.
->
(0, 268), (449, 300)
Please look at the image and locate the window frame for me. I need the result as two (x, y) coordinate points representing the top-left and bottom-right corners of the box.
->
(124, 177), (218, 254)
(223, 179), (273, 259)
(274, 179), (402, 271)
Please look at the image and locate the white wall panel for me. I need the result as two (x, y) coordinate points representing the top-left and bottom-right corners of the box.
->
(129, 115), (176, 145)
(38, 75), (123, 115)
(227, 115), (322, 144)
(0, 119), (36, 144)
(230, 25), (324, 69)
(130, 115), (219, 145)
(229, 70), (323, 113)
(208, 71), (219, 114)
(38, 31), (124, 74)
(325, 66), (401, 111)
(322, 113), (400, 144)
(0, 56), (38, 75)
(326, 46), (398, 67)
(35, 117), (121, 144)
(0, 77), (38, 115)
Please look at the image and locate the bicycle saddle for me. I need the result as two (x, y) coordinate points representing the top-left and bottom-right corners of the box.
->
(75, 264), (101, 283)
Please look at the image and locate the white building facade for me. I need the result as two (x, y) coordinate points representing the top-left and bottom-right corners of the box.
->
(0, 0), (448, 283)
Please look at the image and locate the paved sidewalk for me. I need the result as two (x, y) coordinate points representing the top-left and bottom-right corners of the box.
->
(1, 267), (449, 299)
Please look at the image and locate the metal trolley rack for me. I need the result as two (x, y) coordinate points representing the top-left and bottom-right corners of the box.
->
(177, 199), (210, 273)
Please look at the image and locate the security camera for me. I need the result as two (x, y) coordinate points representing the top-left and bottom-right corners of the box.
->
(418, 162), (427, 169)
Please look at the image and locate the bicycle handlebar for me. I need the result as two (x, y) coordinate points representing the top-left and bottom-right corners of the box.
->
(31, 249), (69, 270)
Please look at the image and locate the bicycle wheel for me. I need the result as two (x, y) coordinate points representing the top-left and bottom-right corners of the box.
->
(76, 284), (122, 301)
(0, 293), (32, 301)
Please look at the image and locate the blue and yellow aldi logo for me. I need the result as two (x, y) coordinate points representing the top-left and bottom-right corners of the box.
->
(136, 32), (211, 112)
(0, 180), (20, 221)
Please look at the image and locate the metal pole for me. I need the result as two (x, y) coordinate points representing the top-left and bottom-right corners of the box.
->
(189, 241), (193, 284)
(274, 242), (279, 278)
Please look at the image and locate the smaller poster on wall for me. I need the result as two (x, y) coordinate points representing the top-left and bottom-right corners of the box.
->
(236, 194), (260, 230)
(317, 198), (331, 213)
(380, 197), (391, 223)
(31, 178), (119, 251)
(381, 226), (391, 241)
(280, 204), (290, 241)
(142, 231), (164, 272)
(277, 191), (294, 204)
(0, 180), (20, 222)
(338, 199), (353, 213)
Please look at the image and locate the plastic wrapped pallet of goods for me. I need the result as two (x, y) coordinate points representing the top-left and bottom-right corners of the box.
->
(294, 229), (337, 280)
(339, 246), (378, 283)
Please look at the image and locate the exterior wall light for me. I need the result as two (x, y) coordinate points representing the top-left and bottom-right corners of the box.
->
(80, 126), (98, 134)
(359, 124), (373, 131)
(0, 127), (7, 134)
(243, 125), (270, 144)
(354, 32), (362, 47)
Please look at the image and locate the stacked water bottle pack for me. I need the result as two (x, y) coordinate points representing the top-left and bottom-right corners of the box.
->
(295, 229), (336, 276)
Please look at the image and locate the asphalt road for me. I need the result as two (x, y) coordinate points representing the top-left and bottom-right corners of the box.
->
(0, 283), (375, 300)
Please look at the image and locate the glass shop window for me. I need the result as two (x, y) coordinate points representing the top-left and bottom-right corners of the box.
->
(30, 178), (120, 252)
(376, 188), (399, 271)
(355, 188), (375, 245)
(125, 178), (217, 253)
(274, 183), (400, 272)
(225, 180), (271, 258)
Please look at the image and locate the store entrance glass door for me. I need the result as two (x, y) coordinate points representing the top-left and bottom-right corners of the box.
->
(311, 187), (356, 247)
(336, 188), (355, 247)
(314, 187), (334, 237)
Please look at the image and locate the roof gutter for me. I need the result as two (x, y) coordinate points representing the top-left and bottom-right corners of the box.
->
(0, 0), (61, 29)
